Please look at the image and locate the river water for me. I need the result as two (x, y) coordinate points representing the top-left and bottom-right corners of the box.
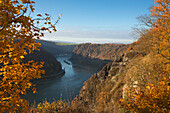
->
(24, 54), (100, 104)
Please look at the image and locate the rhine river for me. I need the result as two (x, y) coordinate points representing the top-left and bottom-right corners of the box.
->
(23, 54), (100, 104)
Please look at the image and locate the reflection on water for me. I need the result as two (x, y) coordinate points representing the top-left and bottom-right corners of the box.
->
(23, 54), (99, 104)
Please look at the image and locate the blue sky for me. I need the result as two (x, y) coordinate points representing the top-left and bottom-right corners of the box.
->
(33, 0), (154, 44)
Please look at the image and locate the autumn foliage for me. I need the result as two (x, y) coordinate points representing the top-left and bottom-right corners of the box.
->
(120, 0), (170, 112)
(0, 0), (59, 112)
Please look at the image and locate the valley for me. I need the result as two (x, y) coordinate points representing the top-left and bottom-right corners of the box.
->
(23, 40), (113, 104)
(1, 1), (169, 112)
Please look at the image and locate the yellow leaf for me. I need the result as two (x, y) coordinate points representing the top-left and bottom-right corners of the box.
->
(167, 86), (170, 91)
(4, 61), (9, 65)
(9, 55), (12, 58)
(20, 56), (24, 59)
(14, 58), (17, 61)
(146, 86), (150, 89)
(33, 90), (36, 93)
(17, 10), (20, 15)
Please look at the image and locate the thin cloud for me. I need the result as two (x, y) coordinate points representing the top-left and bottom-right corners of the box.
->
(43, 26), (134, 44)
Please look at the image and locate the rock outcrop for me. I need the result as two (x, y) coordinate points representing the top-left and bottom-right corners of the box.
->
(70, 50), (147, 112)
(70, 43), (129, 69)
(72, 43), (129, 60)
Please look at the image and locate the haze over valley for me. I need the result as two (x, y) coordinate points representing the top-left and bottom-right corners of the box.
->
(1, 0), (169, 112)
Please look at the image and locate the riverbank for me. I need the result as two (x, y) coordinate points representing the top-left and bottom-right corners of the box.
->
(31, 70), (65, 82)
(70, 53), (111, 69)
(23, 55), (100, 104)
(41, 70), (65, 79)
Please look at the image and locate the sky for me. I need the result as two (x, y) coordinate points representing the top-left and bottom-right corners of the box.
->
(33, 0), (155, 44)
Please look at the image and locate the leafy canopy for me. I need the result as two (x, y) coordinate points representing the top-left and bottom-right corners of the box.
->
(0, 0), (60, 112)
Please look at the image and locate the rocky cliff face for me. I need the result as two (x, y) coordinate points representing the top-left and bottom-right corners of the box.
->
(70, 50), (147, 112)
(70, 43), (129, 69)
(72, 43), (129, 60)
(24, 48), (63, 77)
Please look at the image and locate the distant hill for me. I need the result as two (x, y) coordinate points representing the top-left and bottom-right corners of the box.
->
(70, 43), (129, 69)
(23, 48), (63, 77)
(36, 40), (76, 56)
(72, 43), (129, 61)
(23, 39), (76, 78)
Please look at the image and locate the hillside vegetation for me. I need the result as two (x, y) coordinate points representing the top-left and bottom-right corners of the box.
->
(0, 0), (169, 112)
(23, 48), (63, 77)
(73, 43), (129, 60)
(68, 46), (147, 112)
(37, 40), (76, 56)
(32, 0), (169, 112)
(70, 43), (129, 69)
(0, 0), (62, 111)
(66, 0), (170, 112)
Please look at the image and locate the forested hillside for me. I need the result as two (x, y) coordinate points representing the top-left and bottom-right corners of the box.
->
(64, 0), (170, 112)
(37, 40), (76, 56)
(33, 0), (169, 112)
(1, 0), (169, 112)
(70, 43), (129, 69)
(72, 43), (129, 60)
(23, 48), (63, 77)
(69, 43), (148, 112)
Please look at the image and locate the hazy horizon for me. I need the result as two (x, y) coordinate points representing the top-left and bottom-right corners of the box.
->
(33, 0), (154, 44)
